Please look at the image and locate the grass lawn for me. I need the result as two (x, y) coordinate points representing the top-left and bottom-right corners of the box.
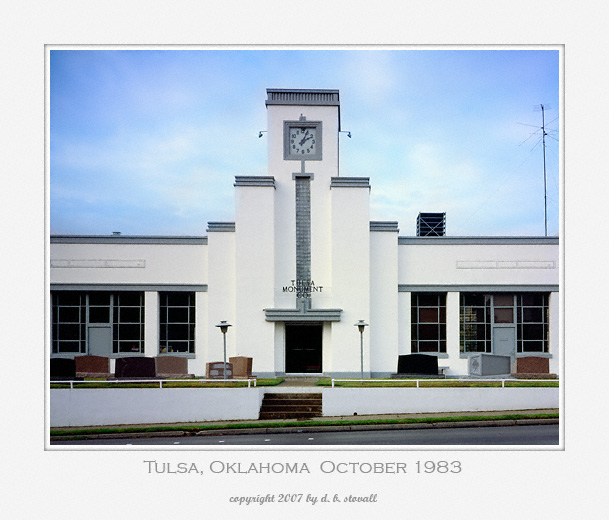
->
(316, 378), (558, 388)
(50, 378), (285, 389)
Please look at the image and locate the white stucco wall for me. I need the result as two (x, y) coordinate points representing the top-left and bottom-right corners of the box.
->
(235, 183), (276, 373)
(370, 230), (399, 375)
(322, 387), (559, 416)
(330, 185), (370, 375)
(51, 388), (264, 427)
(399, 239), (558, 287)
(206, 231), (236, 365)
(51, 241), (207, 285)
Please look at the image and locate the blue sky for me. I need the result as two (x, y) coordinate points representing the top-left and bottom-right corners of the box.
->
(50, 48), (560, 236)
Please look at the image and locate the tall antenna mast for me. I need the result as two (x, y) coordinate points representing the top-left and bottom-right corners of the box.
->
(541, 104), (548, 236)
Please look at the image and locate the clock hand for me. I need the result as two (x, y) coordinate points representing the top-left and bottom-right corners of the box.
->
(299, 134), (313, 146)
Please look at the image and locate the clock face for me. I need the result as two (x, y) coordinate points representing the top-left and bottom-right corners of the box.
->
(289, 126), (317, 156)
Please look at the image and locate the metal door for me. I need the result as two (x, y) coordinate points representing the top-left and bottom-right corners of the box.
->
(88, 326), (112, 356)
(493, 327), (515, 360)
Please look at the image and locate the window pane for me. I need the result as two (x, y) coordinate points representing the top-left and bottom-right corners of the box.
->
(119, 307), (141, 323)
(56, 292), (82, 306)
(57, 341), (81, 353)
(166, 341), (189, 353)
(494, 308), (513, 323)
(118, 323), (141, 340)
(58, 323), (81, 340)
(418, 341), (439, 352)
(118, 341), (141, 353)
(89, 306), (110, 323)
(522, 308), (543, 322)
(168, 307), (189, 323)
(167, 292), (191, 306)
(523, 340), (545, 352)
(168, 324), (189, 341)
(89, 292), (111, 306)
(417, 294), (439, 306)
(58, 307), (81, 323)
(462, 293), (488, 306)
(523, 324), (544, 340)
(521, 293), (545, 306)
(419, 308), (438, 323)
(463, 308), (486, 322)
(117, 292), (141, 306)
(494, 294), (513, 306)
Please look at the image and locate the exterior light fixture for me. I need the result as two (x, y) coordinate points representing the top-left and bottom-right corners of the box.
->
(215, 321), (232, 380)
(354, 320), (368, 383)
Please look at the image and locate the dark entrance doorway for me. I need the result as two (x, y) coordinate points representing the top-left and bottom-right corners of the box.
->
(285, 323), (323, 373)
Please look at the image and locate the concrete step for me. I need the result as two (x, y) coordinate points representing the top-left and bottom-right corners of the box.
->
(263, 393), (321, 399)
(258, 411), (320, 420)
(259, 392), (323, 420)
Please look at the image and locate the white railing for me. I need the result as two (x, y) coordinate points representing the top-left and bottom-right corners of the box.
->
(330, 378), (558, 388)
(51, 378), (258, 389)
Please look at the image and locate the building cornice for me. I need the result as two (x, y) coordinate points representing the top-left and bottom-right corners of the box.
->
(50, 235), (207, 245)
(398, 236), (559, 245)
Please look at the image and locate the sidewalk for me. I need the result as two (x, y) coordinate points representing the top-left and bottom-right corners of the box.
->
(50, 408), (559, 441)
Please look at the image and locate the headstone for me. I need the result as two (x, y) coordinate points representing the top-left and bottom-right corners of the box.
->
(397, 354), (438, 375)
(229, 356), (253, 378)
(114, 357), (156, 378)
(155, 356), (189, 378)
(50, 358), (76, 379)
(468, 354), (511, 376)
(206, 361), (233, 379)
(75, 355), (110, 378)
(516, 356), (549, 374)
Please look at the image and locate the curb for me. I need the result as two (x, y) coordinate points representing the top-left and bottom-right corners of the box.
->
(50, 417), (558, 441)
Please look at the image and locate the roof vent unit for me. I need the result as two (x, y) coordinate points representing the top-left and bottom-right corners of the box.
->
(416, 212), (446, 237)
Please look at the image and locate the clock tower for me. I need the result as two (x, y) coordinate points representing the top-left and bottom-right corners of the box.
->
(233, 89), (372, 377)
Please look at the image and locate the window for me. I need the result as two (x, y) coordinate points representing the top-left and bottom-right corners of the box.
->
(460, 293), (492, 353)
(411, 293), (446, 353)
(460, 292), (549, 354)
(517, 293), (549, 353)
(112, 292), (145, 354)
(52, 291), (145, 355)
(159, 292), (195, 354)
(52, 292), (86, 354)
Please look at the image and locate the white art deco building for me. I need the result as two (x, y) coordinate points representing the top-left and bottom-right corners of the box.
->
(50, 89), (559, 378)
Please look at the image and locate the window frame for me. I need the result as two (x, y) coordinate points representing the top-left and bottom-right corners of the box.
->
(158, 292), (196, 355)
(411, 293), (447, 354)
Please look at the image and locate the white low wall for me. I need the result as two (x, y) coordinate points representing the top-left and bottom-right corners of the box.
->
(51, 386), (559, 427)
(322, 387), (559, 416)
(51, 388), (265, 427)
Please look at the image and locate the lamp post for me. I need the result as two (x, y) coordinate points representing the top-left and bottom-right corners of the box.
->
(215, 321), (232, 380)
(355, 320), (368, 383)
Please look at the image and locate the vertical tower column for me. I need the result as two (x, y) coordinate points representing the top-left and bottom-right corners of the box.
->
(294, 169), (312, 310)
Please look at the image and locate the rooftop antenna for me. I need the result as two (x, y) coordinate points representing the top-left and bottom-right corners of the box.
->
(541, 104), (548, 236)
(534, 104), (549, 236)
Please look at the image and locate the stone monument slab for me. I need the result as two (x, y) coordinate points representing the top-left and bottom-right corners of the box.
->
(397, 354), (438, 375)
(114, 357), (156, 378)
(155, 356), (189, 378)
(516, 356), (550, 374)
(50, 358), (76, 379)
(75, 355), (110, 378)
(206, 361), (233, 379)
(468, 353), (511, 376)
(229, 356), (253, 378)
